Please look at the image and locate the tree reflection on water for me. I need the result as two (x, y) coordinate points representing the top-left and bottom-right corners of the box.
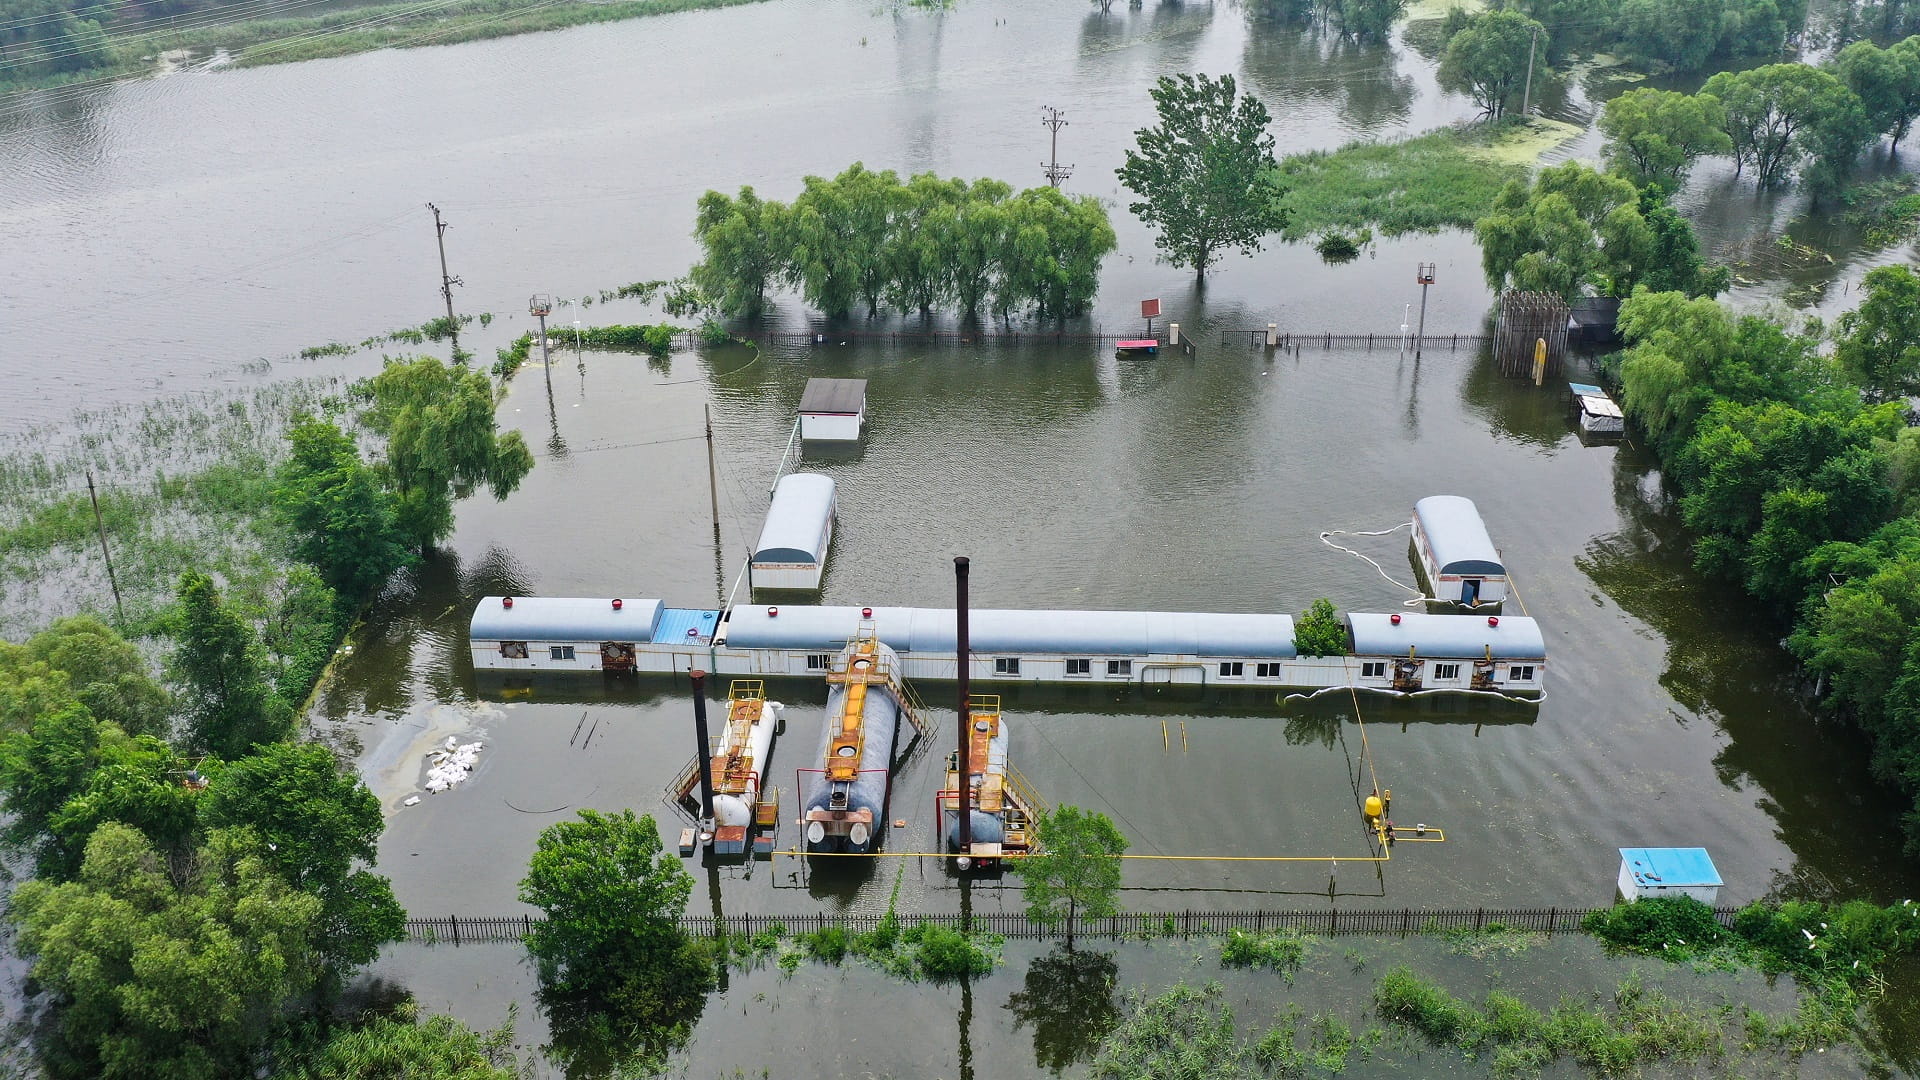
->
(1004, 944), (1120, 1074)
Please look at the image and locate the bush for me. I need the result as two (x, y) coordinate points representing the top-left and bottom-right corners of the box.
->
(1582, 897), (1728, 956)
(798, 925), (850, 964)
(905, 924), (995, 980)
(1314, 231), (1361, 261)
(1373, 967), (1475, 1044)
(1220, 929), (1307, 980)
(1295, 598), (1348, 657)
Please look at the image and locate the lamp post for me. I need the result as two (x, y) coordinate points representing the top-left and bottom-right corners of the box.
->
(530, 294), (554, 397)
(1414, 264), (1435, 359)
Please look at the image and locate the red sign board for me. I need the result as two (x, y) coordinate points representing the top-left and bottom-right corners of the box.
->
(1141, 298), (1161, 319)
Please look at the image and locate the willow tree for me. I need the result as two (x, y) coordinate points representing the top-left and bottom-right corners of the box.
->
(690, 186), (788, 318)
(1118, 73), (1287, 278)
(1474, 162), (1652, 300)
(358, 357), (533, 553)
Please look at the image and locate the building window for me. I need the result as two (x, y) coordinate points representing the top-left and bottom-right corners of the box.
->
(1361, 661), (1386, 678)
(499, 641), (528, 659)
(806, 654), (831, 671)
(1107, 659), (1132, 677)
(1065, 658), (1091, 676)
(995, 658), (1021, 676)
(1256, 662), (1282, 678)
(1434, 663), (1461, 680)
(550, 645), (575, 661)
(1219, 661), (1244, 678)
(1509, 665), (1535, 682)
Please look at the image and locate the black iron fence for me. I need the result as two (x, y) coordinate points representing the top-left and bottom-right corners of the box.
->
(402, 904), (1740, 946)
(754, 329), (1487, 349)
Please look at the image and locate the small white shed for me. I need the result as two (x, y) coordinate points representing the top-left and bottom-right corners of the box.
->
(1411, 495), (1509, 608)
(751, 473), (837, 590)
(1578, 395), (1624, 435)
(1617, 847), (1722, 904)
(799, 378), (866, 441)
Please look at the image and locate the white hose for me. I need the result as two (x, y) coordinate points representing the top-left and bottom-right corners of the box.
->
(1280, 683), (1545, 706)
(1319, 521), (1445, 607)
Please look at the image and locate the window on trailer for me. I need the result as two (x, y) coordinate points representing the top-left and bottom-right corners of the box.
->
(1256, 662), (1282, 678)
(1361, 661), (1386, 678)
(806, 654), (831, 671)
(1107, 659), (1132, 677)
(550, 645), (575, 661)
(500, 641), (528, 659)
(1509, 665), (1535, 681)
(1434, 663), (1461, 680)
(995, 658), (1021, 675)
(1219, 661), (1244, 678)
(1066, 658), (1091, 676)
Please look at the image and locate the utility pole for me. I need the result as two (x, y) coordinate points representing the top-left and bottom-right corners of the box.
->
(85, 470), (124, 622)
(954, 556), (972, 868)
(705, 403), (722, 541)
(427, 203), (463, 357)
(1519, 25), (1539, 119)
(1041, 107), (1074, 188)
(1415, 263), (1435, 359)
(530, 295), (554, 398)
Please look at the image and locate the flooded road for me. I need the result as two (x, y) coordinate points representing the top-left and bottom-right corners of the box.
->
(6, 0), (1920, 1073)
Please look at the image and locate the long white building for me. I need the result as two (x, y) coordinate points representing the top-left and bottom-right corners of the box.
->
(467, 597), (1545, 696)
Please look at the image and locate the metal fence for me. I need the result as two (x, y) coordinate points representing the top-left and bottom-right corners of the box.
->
(755, 329), (1487, 349)
(401, 904), (1742, 946)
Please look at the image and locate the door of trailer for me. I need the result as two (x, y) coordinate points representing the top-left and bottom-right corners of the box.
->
(1461, 579), (1480, 607)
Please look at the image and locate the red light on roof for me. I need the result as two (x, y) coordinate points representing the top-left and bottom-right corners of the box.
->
(1389, 613), (1401, 625)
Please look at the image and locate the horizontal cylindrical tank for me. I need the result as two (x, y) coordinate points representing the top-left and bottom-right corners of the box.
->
(801, 680), (899, 853)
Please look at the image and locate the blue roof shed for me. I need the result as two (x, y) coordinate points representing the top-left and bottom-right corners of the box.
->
(1619, 847), (1722, 889)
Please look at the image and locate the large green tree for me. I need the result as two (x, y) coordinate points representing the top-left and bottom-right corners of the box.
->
(1329, 0), (1406, 40)
(1014, 804), (1128, 948)
(9, 824), (324, 1080)
(1474, 162), (1652, 299)
(1619, 0), (1723, 72)
(519, 809), (711, 1072)
(690, 185), (789, 318)
(1833, 38), (1920, 151)
(1117, 73), (1288, 278)
(1836, 264), (1920, 403)
(276, 418), (412, 598)
(5, 616), (169, 739)
(170, 570), (294, 760)
(1703, 63), (1869, 186)
(1599, 88), (1734, 191)
(202, 741), (404, 971)
(1438, 9), (1548, 119)
(286, 1007), (523, 1080)
(358, 357), (534, 552)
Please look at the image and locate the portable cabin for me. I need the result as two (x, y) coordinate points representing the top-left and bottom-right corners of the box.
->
(1346, 611), (1545, 693)
(1411, 495), (1508, 608)
(1577, 394), (1624, 436)
(467, 596), (718, 672)
(798, 378), (866, 441)
(751, 473), (837, 590)
(1616, 847), (1722, 904)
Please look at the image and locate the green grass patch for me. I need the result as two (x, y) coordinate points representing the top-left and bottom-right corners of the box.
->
(1220, 928), (1309, 981)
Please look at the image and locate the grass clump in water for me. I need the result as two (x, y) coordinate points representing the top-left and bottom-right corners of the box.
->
(1220, 928), (1308, 981)
(1275, 126), (1514, 240)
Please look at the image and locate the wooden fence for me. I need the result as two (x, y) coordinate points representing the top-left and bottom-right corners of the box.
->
(401, 905), (1742, 946)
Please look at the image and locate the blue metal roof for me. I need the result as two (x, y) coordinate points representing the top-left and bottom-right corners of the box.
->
(654, 607), (720, 646)
(753, 473), (836, 564)
(1619, 847), (1722, 888)
(1348, 612), (1545, 660)
(1567, 382), (1603, 398)
(469, 596), (664, 642)
(723, 605), (1297, 658)
(1414, 495), (1505, 577)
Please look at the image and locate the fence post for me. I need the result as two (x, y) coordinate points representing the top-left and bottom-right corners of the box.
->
(450, 914), (460, 946)
(524, 914), (531, 937)
(1548, 908), (1557, 934)
(1475, 907), (1485, 931)
(1329, 908), (1337, 934)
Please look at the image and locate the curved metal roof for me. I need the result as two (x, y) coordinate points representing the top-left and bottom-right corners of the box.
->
(753, 473), (837, 565)
(723, 605), (1297, 658)
(469, 596), (664, 642)
(1414, 495), (1505, 577)
(1348, 612), (1544, 660)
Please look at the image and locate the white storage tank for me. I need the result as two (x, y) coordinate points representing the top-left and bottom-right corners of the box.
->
(751, 473), (837, 591)
(1616, 847), (1722, 904)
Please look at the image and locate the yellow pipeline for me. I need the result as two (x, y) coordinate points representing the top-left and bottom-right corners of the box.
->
(776, 832), (1445, 862)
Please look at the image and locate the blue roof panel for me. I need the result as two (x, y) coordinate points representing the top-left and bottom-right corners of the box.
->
(1619, 847), (1722, 888)
(654, 607), (720, 646)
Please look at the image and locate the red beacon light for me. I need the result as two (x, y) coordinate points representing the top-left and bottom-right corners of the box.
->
(502, 596), (514, 608)
(1389, 613), (1401, 625)
(612, 598), (624, 610)
(862, 607), (873, 618)
(1488, 616), (1500, 628)
(768, 606), (779, 618)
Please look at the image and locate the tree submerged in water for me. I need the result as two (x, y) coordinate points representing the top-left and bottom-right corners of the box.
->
(1015, 805), (1128, 948)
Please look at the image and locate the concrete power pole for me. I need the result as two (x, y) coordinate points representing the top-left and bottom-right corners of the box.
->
(1519, 26), (1539, 119)
(1041, 107), (1074, 188)
(427, 203), (463, 357)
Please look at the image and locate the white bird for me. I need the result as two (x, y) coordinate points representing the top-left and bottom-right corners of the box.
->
(1802, 928), (1816, 941)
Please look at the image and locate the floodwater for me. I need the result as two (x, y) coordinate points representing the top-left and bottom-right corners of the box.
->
(7, 0), (1920, 1074)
